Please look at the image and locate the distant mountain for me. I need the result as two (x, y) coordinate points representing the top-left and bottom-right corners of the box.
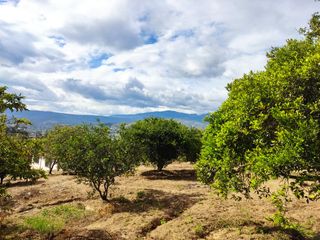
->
(5, 110), (208, 131)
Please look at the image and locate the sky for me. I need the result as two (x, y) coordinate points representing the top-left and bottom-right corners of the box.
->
(0, 0), (318, 116)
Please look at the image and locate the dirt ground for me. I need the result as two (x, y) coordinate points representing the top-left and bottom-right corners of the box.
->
(1, 162), (320, 240)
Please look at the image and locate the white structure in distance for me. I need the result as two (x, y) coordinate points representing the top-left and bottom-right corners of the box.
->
(31, 157), (58, 172)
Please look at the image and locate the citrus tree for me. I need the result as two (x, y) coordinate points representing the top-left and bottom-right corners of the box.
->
(123, 117), (202, 171)
(51, 123), (140, 201)
(196, 13), (320, 202)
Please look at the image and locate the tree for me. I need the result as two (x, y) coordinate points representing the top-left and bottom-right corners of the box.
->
(43, 125), (74, 174)
(0, 86), (45, 185)
(181, 127), (202, 163)
(123, 118), (202, 171)
(0, 86), (26, 113)
(0, 87), (27, 184)
(54, 123), (139, 201)
(196, 14), (320, 202)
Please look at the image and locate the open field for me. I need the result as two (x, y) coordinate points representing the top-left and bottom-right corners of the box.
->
(1, 162), (320, 240)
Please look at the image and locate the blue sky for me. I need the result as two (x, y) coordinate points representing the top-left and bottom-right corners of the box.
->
(0, 0), (318, 115)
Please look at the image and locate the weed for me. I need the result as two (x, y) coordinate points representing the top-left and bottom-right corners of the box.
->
(42, 204), (85, 220)
(267, 185), (315, 238)
(186, 216), (193, 224)
(136, 191), (146, 199)
(24, 215), (64, 235)
(23, 204), (86, 236)
(194, 223), (205, 237)
(160, 218), (167, 225)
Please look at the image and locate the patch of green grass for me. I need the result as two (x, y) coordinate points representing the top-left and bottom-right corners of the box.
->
(160, 218), (167, 225)
(194, 223), (205, 237)
(24, 215), (64, 235)
(42, 204), (85, 220)
(23, 203), (86, 236)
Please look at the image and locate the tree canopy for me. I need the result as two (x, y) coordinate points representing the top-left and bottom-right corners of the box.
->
(123, 117), (202, 171)
(46, 123), (140, 201)
(196, 13), (320, 201)
(0, 86), (45, 185)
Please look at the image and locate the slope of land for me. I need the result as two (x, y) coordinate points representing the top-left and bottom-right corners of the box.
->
(2, 162), (320, 240)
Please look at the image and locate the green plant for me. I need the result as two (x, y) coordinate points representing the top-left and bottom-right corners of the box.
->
(24, 215), (64, 236)
(122, 118), (202, 171)
(194, 223), (205, 237)
(266, 186), (291, 228)
(266, 185), (315, 238)
(136, 191), (145, 199)
(42, 204), (85, 220)
(23, 204), (86, 236)
(196, 13), (320, 201)
(160, 218), (167, 225)
(52, 123), (140, 201)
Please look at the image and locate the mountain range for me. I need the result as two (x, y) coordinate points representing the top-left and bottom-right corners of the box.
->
(6, 110), (208, 131)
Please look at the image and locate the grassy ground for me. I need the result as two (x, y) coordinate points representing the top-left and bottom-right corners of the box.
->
(1, 162), (320, 240)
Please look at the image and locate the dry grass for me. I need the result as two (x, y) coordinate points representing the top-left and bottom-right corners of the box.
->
(1, 162), (320, 240)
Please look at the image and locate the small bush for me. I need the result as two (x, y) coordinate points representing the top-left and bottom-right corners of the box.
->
(22, 169), (47, 182)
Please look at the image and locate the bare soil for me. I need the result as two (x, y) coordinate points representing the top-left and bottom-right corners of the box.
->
(1, 162), (320, 240)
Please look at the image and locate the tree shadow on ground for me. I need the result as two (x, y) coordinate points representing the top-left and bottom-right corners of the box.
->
(4, 179), (45, 188)
(0, 223), (23, 240)
(255, 225), (319, 240)
(110, 189), (203, 217)
(140, 169), (196, 181)
(56, 229), (121, 240)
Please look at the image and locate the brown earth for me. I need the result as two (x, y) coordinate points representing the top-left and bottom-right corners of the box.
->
(1, 162), (320, 240)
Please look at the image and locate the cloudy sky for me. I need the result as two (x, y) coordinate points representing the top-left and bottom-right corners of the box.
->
(0, 0), (318, 115)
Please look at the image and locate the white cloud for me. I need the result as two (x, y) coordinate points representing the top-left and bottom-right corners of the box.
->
(0, 0), (318, 115)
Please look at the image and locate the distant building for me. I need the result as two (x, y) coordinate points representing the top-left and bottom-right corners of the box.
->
(31, 157), (57, 172)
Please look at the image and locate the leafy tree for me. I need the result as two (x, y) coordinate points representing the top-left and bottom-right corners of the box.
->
(123, 118), (202, 171)
(43, 125), (74, 174)
(55, 123), (139, 201)
(0, 86), (46, 184)
(181, 127), (202, 163)
(0, 86), (26, 113)
(196, 14), (320, 202)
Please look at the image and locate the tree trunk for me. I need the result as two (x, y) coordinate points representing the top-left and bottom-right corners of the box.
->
(92, 181), (109, 202)
(157, 162), (164, 171)
(102, 181), (110, 202)
(0, 176), (3, 185)
(49, 160), (57, 174)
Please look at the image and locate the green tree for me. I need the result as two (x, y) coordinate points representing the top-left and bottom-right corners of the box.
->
(196, 14), (320, 202)
(123, 118), (202, 171)
(0, 87), (27, 184)
(181, 127), (202, 163)
(43, 125), (74, 174)
(55, 123), (139, 201)
(0, 86), (45, 185)
(0, 86), (26, 113)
